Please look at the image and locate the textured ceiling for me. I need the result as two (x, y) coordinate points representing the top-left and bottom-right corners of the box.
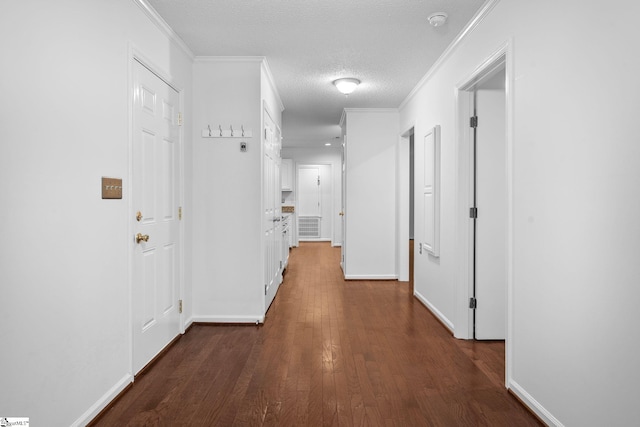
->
(147, 0), (485, 147)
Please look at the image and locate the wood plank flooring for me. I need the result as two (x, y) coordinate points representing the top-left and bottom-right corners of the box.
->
(91, 242), (541, 426)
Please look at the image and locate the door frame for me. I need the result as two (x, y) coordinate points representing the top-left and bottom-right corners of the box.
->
(397, 124), (415, 282)
(128, 46), (185, 376)
(453, 40), (514, 385)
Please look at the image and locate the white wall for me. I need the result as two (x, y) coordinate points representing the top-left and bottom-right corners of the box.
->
(0, 1), (193, 425)
(400, 0), (640, 425)
(191, 58), (282, 322)
(342, 109), (399, 279)
(192, 59), (261, 321)
(281, 147), (343, 246)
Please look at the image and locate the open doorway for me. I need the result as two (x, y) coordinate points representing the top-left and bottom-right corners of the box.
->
(455, 44), (513, 386)
(297, 164), (333, 243)
(471, 67), (507, 340)
(397, 127), (415, 282)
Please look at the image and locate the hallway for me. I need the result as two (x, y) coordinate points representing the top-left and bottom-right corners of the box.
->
(92, 243), (541, 426)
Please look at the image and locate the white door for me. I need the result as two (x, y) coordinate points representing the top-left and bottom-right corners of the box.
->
(132, 60), (181, 373)
(264, 109), (281, 311)
(298, 167), (321, 216)
(474, 69), (507, 340)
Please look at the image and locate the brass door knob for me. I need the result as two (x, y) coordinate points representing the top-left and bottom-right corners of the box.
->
(135, 233), (149, 243)
(339, 211), (344, 216)
(136, 211), (143, 222)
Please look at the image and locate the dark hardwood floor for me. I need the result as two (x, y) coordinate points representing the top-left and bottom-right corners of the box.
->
(92, 242), (541, 426)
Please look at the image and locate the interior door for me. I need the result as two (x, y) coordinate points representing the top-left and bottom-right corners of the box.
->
(474, 69), (507, 340)
(132, 59), (181, 374)
(264, 109), (281, 311)
(298, 167), (321, 216)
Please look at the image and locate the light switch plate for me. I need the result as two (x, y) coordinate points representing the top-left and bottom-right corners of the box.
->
(102, 177), (123, 199)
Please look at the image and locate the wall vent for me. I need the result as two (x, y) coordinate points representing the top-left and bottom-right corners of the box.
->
(298, 216), (321, 239)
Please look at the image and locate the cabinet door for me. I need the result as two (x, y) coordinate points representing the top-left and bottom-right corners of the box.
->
(264, 110), (281, 312)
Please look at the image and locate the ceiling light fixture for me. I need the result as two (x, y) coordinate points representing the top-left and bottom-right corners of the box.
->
(333, 78), (360, 95)
(428, 12), (448, 27)
(325, 143), (332, 146)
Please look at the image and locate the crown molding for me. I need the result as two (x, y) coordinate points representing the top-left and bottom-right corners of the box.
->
(399, 0), (500, 110)
(132, 0), (195, 60)
(194, 56), (266, 63)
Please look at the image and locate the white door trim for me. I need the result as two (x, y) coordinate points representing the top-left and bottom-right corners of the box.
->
(453, 39), (514, 386)
(397, 124), (415, 282)
(127, 45), (185, 378)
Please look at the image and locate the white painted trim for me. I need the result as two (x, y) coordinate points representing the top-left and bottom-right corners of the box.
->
(132, 0), (195, 60)
(195, 56), (266, 63)
(413, 291), (455, 334)
(399, 0), (500, 110)
(343, 107), (399, 114)
(72, 374), (133, 427)
(509, 380), (564, 427)
(344, 274), (398, 280)
(504, 38), (516, 390)
(193, 315), (265, 324)
(299, 238), (332, 242)
(184, 316), (194, 331)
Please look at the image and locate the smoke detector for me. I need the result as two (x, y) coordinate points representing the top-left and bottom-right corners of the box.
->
(428, 12), (448, 27)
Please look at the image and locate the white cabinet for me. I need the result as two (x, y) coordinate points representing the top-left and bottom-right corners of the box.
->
(281, 158), (293, 191)
(281, 214), (291, 270)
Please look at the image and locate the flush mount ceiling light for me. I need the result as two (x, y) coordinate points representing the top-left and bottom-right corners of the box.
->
(333, 78), (360, 95)
(428, 12), (448, 27)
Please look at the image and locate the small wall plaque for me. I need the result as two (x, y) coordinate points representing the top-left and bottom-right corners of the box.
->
(102, 177), (123, 199)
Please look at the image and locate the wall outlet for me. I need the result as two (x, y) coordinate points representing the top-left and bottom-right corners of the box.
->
(240, 142), (247, 152)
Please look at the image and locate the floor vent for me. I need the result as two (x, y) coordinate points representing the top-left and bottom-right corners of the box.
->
(298, 216), (321, 238)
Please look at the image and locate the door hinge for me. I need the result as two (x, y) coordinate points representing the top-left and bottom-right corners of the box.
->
(265, 284), (268, 295)
(469, 297), (477, 309)
(470, 116), (478, 128)
(470, 207), (478, 218)
(317, 176), (320, 186)
(178, 112), (183, 126)
(178, 206), (183, 220)
(179, 299), (183, 313)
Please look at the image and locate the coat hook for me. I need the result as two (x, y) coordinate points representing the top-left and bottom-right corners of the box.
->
(241, 125), (245, 137)
(219, 125), (223, 137)
(208, 125), (212, 137)
(230, 124), (234, 137)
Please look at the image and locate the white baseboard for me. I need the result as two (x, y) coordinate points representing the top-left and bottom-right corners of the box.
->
(183, 316), (194, 331)
(509, 379), (563, 426)
(72, 373), (133, 427)
(413, 290), (455, 333)
(344, 274), (398, 280)
(192, 315), (265, 324)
